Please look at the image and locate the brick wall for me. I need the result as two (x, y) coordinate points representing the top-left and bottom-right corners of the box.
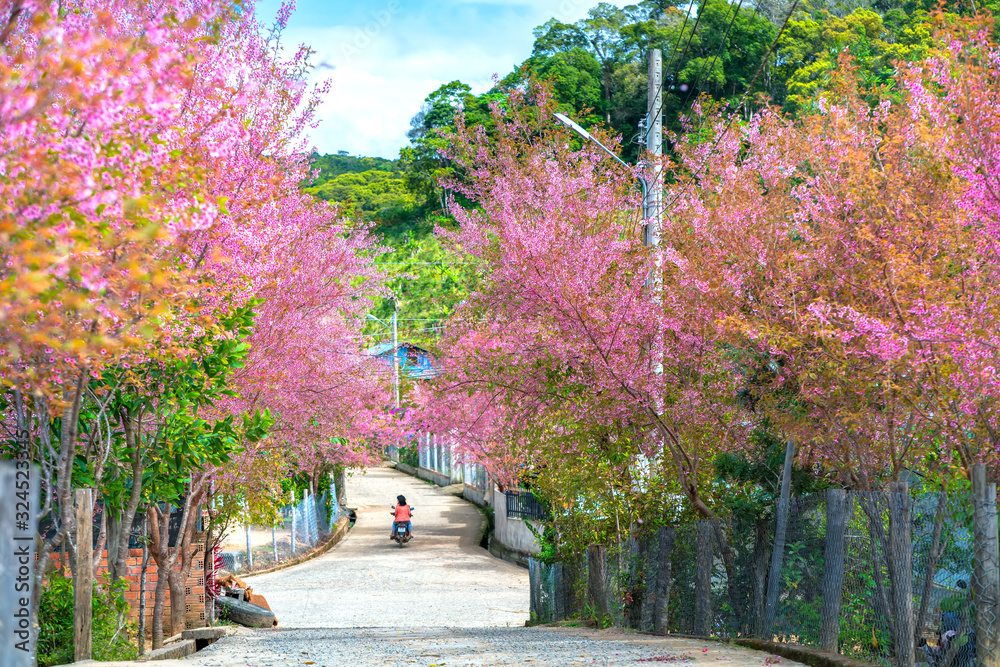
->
(47, 547), (206, 633)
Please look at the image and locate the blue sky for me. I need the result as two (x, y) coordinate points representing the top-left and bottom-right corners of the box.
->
(256, 0), (632, 159)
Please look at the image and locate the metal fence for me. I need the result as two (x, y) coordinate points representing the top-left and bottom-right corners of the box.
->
(464, 460), (488, 492)
(529, 469), (1000, 667)
(506, 490), (550, 521)
(220, 478), (342, 575)
(418, 432), (451, 478)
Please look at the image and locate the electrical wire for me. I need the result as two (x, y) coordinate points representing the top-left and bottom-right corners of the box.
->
(680, 0), (747, 109)
(641, 0), (708, 145)
(642, 0), (697, 144)
(661, 0), (802, 213)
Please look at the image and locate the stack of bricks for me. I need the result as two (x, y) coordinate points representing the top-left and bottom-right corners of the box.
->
(45, 547), (207, 633)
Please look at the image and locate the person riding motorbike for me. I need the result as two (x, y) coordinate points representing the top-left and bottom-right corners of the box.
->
(389, 494), (414, 539)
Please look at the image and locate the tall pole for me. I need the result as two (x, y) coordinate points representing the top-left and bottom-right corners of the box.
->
(646, 49), (665, 414)
(645, 47), (663, 251)
(391, 303), (400, 409)
(646, 49), (663, 381)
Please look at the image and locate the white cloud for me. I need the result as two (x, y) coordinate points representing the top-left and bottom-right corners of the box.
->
(258, 0), (633, 158)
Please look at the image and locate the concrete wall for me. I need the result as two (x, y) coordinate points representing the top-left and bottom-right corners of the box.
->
(463, 485), (487, 507)
(416, 467), (450, 487)
(491, 487), (541, 557)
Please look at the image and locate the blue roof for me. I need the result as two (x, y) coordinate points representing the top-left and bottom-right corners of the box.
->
(364, 341), (441, 379)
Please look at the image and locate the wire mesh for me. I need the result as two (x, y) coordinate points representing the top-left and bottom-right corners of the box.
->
(220, 479), (342, 575)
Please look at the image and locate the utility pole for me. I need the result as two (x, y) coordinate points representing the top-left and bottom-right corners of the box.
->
(646, 48), (663, 380)
(645, 47), (663, 251)
(391, 303), (400, 409)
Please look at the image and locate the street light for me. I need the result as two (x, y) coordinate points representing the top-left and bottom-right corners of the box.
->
(554, 112), (662, 377)
(553, 112), (648, 220)
(366, 309), (400, 409)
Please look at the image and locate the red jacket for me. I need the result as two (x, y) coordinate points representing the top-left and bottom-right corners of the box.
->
(394, 505), (411, 522)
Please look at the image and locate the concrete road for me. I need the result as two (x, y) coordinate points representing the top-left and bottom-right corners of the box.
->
(104, 466), (805, 667)
(243, 466), (531, 628)
(171, 626), (803, 666)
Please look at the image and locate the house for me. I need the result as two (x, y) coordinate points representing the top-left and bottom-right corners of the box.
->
(365, 341), (440, 379)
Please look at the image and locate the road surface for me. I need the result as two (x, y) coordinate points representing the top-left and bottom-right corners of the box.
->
(244, 465), (530, 627)
(109, 466), (803, 666)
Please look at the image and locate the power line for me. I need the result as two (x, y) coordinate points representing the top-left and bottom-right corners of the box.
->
(642, 0), (708, 145)
(374, 261), (472, 266)
(356, 327), (441, 339)
(644, 0), (696, 143)
(681, 0), (747, 109)
(662, 0), (802, 212)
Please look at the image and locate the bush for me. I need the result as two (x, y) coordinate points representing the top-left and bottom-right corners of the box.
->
(37, 572), (140, 666)
(399, 445), (419, 468)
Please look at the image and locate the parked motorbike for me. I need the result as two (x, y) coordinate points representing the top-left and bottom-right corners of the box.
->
(920, 581), (977, 667)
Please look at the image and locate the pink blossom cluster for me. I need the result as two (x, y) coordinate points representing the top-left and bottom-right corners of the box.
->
(0, 0), (393, 477)
(417, 38), (1000, 499)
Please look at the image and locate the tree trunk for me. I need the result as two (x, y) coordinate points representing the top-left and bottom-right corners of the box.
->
(109, 411), (144, 584)
(819, 488), (848, 653)
(106, 514), (122, 581)
(858, 493), (895, 650)
(750, 515), (771, 637)
(168, 574), (187, 636)
(163, 483), (207, 633)
(587, 545), (610, 622)
(335, 467), (347, 507)
(888, 481), (914, 667)
(915, 490), (948, 644)
(150, 503), (172, 650)
(91, 502), (107, 578)
(711, 518), (745, 632)
(205, 487), (214, 625)
(151, 559), (169, 649)
(654, 526), (675, 635)
(139, 517), (149, 655)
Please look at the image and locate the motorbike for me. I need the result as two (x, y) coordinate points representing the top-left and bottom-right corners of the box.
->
(920, 581), (977, 667)
(390, 506), (413, 548)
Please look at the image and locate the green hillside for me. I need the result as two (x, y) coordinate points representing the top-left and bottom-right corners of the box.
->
(308, 0), (985, 351)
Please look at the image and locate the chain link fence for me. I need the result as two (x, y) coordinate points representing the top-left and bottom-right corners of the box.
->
(530, 467), (1000, 667)
(219, 478), (342, 575)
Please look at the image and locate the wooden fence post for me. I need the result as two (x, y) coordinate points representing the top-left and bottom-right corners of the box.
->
(654, 526), (675, 635)
(761, 439), (795, 638)
(888, 480), (914, 667)
(587, 545), (610, 623)
(0, 462), (36, 667)
(819, 488), (848, 654)
(972, 463), (1000, 667)
(74, 488), (94, 661)
(694, 521), (713, 636)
